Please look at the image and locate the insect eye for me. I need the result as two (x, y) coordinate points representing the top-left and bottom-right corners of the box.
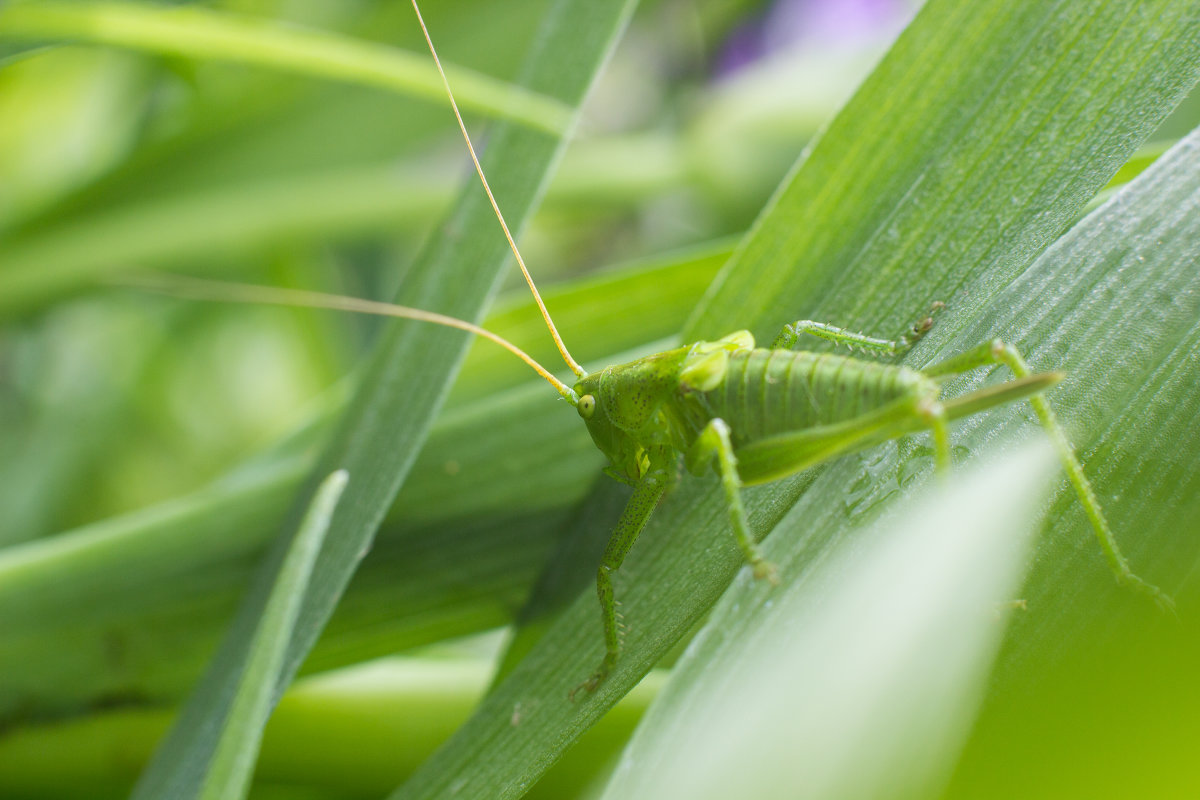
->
(578, 394), (596, 419)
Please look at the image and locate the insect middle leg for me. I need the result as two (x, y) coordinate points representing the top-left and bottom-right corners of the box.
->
(685, 418), (779, 583)
(923, 339), (1173, 611)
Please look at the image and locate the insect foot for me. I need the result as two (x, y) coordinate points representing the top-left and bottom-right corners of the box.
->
(569, 655), (617, 702)
(1121, 572), (1178, 616)
(752, 557), (780, 586)
(901, 300), (947, 349)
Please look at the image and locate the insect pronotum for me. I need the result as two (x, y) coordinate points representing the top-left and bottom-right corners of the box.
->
(143, 0), (1173, 697)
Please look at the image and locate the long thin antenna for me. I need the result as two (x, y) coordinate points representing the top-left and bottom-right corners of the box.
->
(410, 0), (585, 378)
(125, 274), (580, 403)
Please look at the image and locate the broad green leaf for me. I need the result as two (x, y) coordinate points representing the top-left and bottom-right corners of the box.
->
(601, 445), (1053, 800)
(608, 119), (1200, 800)
(390, 3), (1200, 798)
(938, 139), (1200, 798)
(125, 1), (639, 797)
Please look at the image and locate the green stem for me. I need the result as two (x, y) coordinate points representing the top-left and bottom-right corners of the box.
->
(0, 1), (571, 135)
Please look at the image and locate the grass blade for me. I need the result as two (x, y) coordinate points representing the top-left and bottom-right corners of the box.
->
(141, 470), (347, 800)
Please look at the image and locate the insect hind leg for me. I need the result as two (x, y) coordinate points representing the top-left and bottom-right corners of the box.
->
(772, 302), (944, 355)
(686, 419), (779, 584)
(924, 339), (1174, 613)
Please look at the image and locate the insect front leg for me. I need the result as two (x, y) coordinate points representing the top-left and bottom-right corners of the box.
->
(924, 339), (1173, 612)
(573, 448), (673, 699)
(684, 418), (779, 584)
(771, 303), (944, 354)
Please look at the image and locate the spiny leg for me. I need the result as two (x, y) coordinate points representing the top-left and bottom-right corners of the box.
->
(572, 450), (672, 699)
(771, 302), (944, 355)
(923, 339), (1173, 612)
(685, 418), (779, 584)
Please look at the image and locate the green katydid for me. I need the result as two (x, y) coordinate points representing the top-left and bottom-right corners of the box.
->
(140, 0), (1173, 697)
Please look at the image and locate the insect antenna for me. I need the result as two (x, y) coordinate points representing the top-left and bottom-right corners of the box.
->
(123, 273), (580, 403)
(410, 0), (586, 378)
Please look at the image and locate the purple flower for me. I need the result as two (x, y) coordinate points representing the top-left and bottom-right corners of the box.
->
(718, 0), (909, 75)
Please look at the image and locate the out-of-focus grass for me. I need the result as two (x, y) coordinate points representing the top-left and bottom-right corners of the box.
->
(0, 0), (857, 543)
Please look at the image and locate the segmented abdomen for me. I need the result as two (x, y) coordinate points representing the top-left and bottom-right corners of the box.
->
(699, 349), (927, 445)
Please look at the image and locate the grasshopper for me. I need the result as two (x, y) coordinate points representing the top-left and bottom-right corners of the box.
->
(146, 0), (1172, 697)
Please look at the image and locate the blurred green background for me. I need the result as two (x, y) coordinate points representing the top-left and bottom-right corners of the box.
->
(0, 0), (909, 537)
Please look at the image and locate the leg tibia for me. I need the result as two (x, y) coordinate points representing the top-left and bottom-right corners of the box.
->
(687, 418), (778, 583)
(924, 339), (1173, 612)
(921, 338), (1009, 378)
(772, 321), (909, 355)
